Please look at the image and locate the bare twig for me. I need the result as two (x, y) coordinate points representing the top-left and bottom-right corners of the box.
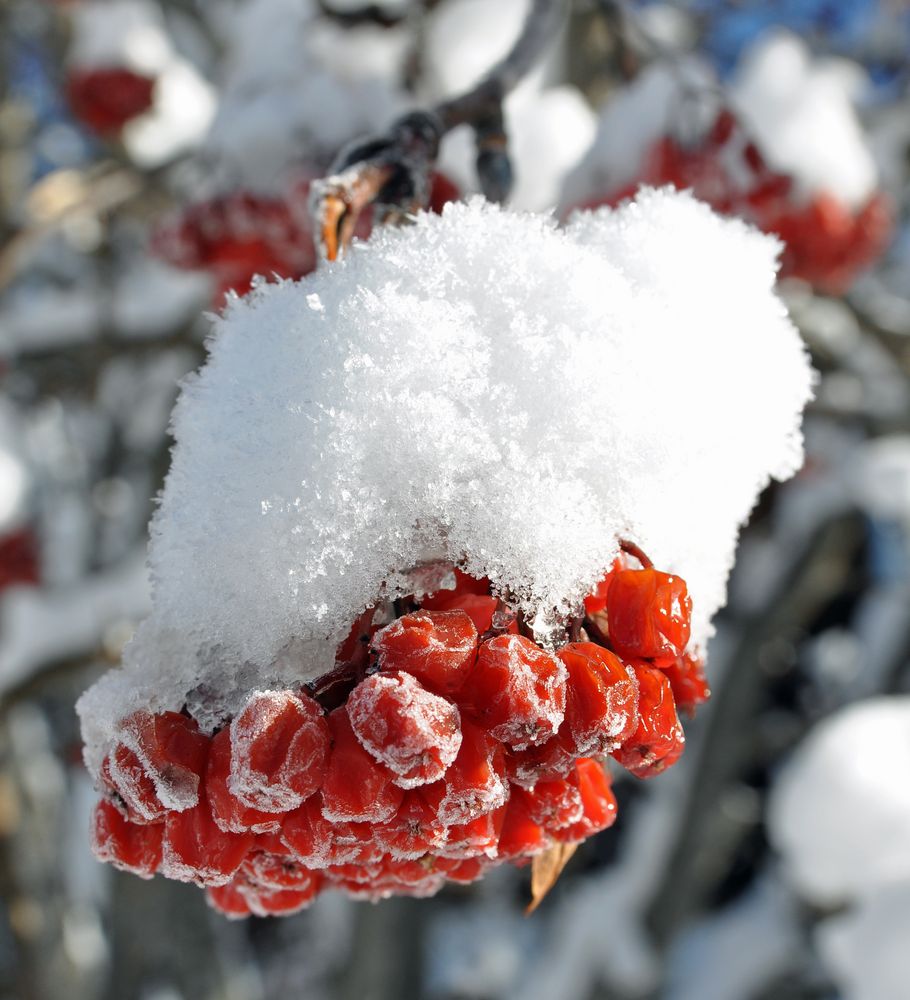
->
(310, 0), (565, 260)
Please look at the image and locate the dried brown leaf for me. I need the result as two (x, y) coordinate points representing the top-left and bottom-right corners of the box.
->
(526, 842), (578, 914)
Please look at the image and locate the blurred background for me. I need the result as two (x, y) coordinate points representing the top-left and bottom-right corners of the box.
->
(1, 1), (909, 998)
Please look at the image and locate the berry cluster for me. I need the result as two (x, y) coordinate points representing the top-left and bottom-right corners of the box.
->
(90, 554), (709, 917)
(576, 109), (890, 294)
(152, 173), (461, 304)
(65, 67), (156, 136)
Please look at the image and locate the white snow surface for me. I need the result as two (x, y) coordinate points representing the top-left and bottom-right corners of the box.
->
(769, 697), (910, 905)
(729, 32), (878, 209)
(78, 190), (812, 772)
(562, 32), (877, 212)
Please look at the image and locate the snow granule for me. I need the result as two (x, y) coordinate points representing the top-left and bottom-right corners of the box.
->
(768, 697), (910, 905)
(78, 190), (813, 773)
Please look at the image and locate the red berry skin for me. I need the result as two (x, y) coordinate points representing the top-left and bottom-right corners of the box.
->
(582, 559), (622, 615)
(107, 711), (210, 823)
(553, 759), (617, 843)
(506, 730), (577, 789)
(557, 642), (639, 754)
(207, 881), (253, 919)
(281, 795), (381, 867)
(461, 634), (567, 750)
(347, 671), (462, 788)
(373, 789), (449, 860)
(243, 882), (322, 917)
(205, 729), (281, 835)
(372, 609), (479, 696)
(242, 851), (319, 891)
(320, 708), (404, 823)
(662, 653), (710, 717)
(441, 803), (507, 859)
(436, 856), (488, 884)
(497, 787), (548, 860)
(90, 799), (163, 878)
(421, 593), (501, 635)
(229, 690), (329, 811)
(606, 569), (692, 664)
(161, 792), (255, 886)
(612, 664), (685, 779)
(524, 773), (584, 832)
(431, 718), (508, 825)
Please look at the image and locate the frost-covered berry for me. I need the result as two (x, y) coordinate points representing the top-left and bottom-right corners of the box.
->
(497, 787), (548, 860)
(161, 792), (254, 886)
(433, 718), (508, 825)
(553, 759), (617, 843)
(229, 690), (329, 812)
(461, 634), (567, 749)
(106, 711), (209, 823)
(205, 729), (281, 835)
(281, 795), (380, 868)
(372, 609), (478, 695)
(557, 641), (639, 754)
(606, 569), (692, 664)
(612, 664), (685, 778)
(91, 799), (163, 878)
(525, 772), (584, 832)
(347, 671), (462, 788)
(320, 708), (404, 824)
(372, 789), (449, 859)
(662, 653), (711, 717)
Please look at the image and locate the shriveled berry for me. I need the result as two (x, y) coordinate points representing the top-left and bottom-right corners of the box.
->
(320, 708), (404, 823)
(91, 799), (163, 878)
(606, 568), (692, 663)
(348, 671), (462, 788)
(206, 728), (281, 834)
(582, 559), (621, 615)
(422, 593), (501, 635)
(461, 634), (567, 749)
(229, 689), (329, 811)
(497, 787), (548, 860)
(108, 710), (209, 822)
(612, 664), (685, 778)
(373, 789), (448, 859)
(281, 795), (381, 867)
(662, 653), (710, 716)
(207, 881), (253, 919)
(525, 773), (584, 832)
(162, 791), (254, 886)
(506, 730), (577, 789)
(243, 850), (318, 890)
(433, 718), (507, 825)
(557, 642), (639, 754)
(441, 803), (506, 859)
(372, 609), (478, 695)
(553, 759), (617, 843)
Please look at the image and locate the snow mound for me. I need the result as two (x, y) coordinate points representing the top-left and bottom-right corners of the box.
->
(78, 190), (813, 772)
(769, 697), (910, 904)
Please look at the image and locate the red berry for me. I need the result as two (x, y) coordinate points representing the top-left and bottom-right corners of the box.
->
(612, 664), (685, 778)
(281, 795), (380, 867)
(205, 728), (281, 834)
(497, 787), (548, 860)
(553, 759), (617, 843)
(243, 882), (321, 917)
(161, 791), (254, 886)
(506, 730), (577, 789)
(66, 67), (156, 135)
(606, 568), (692, 663)
(372, 789), (448, 859)
(347, 671), (462, 788)
(229, 690), (329, 811)
(557, 642), (639, 754)
(436, 856), (487, 884)
(662, 653), (710, 716)
(372, 609), (478, 695)
(206, 881), (253, 919)
(90, 799), (163, 878)
(441, 802), (507, 859)
(582, 559), (621, 615)
(524, 773), (584, 833)
(320, 708), (404, 823)
(0, 528), (40, 590)
(421, 593), (502, 635)
(432, 718), (508, 825)
(107, 710), (209, 823)
(461, 634), (567, 749)
(242, 850), (317, 890)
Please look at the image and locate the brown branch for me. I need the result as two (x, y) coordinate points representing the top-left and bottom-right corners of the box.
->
(310, 0), (566, 260)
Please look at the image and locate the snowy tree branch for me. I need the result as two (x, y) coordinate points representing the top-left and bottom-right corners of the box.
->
(310, 0), (566, 260)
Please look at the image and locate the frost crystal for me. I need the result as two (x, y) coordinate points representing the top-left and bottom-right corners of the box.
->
(79, 190), (813, 772)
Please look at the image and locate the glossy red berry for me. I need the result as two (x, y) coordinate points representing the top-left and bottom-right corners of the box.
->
(347, 670), (462, 788)
(606, 569), (692, 664)
(557, 641), (639, 754)
(497, 787), (548, 860)
(553, 759), (617, 843)
(662, 653), (710, 717)
(612, 664), (685, 778)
